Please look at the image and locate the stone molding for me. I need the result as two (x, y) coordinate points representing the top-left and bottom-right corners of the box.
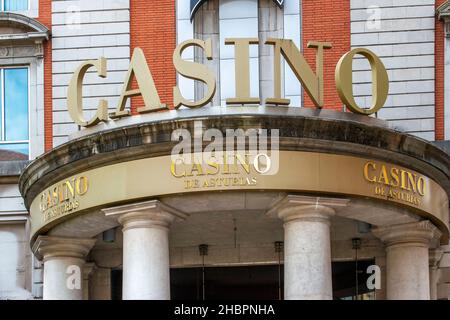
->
(266, 195), (349, 224)
(438, 1), (450, 21)
(0, 12), (50, 42)
(32, 236), (96, 262)
(103, 200), (188, 232)
(373, 221), (441, 248)
(18, 109), (450, 209)
(437, 1), (450, 37)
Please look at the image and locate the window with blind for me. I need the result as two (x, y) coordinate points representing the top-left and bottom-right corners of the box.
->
(1, 0), (28, 11)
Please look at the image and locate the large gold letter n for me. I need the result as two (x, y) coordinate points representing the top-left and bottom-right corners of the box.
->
(265, 39), (331, 107)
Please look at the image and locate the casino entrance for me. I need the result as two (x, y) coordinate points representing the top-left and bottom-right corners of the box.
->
(93, 191), (391, 300)
(110, 260), (376, 300)
(20, 109), (449, 300)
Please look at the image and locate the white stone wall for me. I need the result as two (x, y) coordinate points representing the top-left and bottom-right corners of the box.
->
(0, 184), (26, 214)
(0, 222), (33, 300)
(350, 0), (436, 140)
(51, 0), (130, 146)
(0, 185), (33, 300)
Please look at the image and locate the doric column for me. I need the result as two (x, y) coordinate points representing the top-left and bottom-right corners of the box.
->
(103, 200), (187, 300)
(429, 248), (443, 300)
(437, 244), (450, 300)
(32, 236), (96, 300)
(89, 267), (111, 300)
(373, 221), (441, 300)
(268, 195), (347, 300)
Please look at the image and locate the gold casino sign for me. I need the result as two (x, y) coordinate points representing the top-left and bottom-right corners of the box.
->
(66, 38), (390, 127)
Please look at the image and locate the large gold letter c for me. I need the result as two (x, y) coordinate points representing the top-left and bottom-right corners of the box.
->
(67, 58), (109, 127)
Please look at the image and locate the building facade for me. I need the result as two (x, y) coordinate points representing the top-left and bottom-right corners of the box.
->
(0, 0), (450, 300)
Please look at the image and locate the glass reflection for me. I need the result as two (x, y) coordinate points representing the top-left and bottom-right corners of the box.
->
(4, 68), (28, 141)
(0, 143), (28, 160)
(4, 0), (28, 11)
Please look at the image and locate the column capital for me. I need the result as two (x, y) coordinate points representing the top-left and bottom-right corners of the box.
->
(32, 236), (96, 262)
(103, 199), (188, 231)
(373, 221), (441, 248)
(266, 195), (348, 223)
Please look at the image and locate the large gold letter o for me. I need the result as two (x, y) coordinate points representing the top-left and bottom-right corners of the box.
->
(335, 48), (389, 115)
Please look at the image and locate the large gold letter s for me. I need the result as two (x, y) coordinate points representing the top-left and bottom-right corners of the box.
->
(173, 39), (216, 108)
(67, 58), (109, 127)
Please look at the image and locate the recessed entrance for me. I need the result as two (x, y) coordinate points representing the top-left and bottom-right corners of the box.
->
(110, 260), (375, 300)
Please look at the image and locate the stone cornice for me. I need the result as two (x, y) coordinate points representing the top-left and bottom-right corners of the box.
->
(372, 221), (441, 247)
(438, 1), (450, 21)
(0, 160), (29, 183)
(266, 195), (349, 223)
(18, 108), (450, 210)
(32, 236), (96, 261)
(0, 12), (50, 43)
(103, 200), (188, 231)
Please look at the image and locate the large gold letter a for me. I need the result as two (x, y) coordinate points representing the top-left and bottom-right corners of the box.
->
(111, 48), (167, 118)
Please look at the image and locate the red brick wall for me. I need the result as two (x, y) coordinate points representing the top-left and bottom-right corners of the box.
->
(129, 0), (176, 113)
(436, 0), (446, 141)
(37, 0), (52, 151)
(302, 0), (350, 110)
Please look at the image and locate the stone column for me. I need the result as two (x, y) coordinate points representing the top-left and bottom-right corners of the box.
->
(89, 267), (111, 300)
(32, 236), (96, 300)
(103, 200), (187, 300)
(268, 195), (348, 300)
(83, 263), (96, 300)
(373, 221), (441, 300)
(437, 244), (450, 300)
(429, 249), (443, 300)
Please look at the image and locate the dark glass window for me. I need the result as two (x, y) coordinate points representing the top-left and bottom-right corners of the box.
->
(110, 260), (376, 300)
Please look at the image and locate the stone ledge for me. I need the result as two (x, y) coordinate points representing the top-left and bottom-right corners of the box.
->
(18, 108), (450, 209)
(0, 160), (30, 183)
